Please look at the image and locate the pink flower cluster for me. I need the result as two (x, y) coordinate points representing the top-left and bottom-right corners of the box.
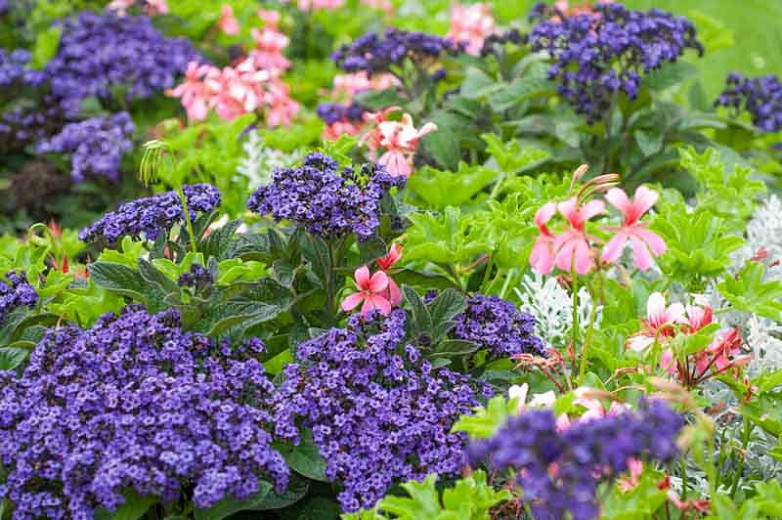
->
(322, 72), (399, 141)
(167, 10), (298, 126)
(218, 5), (240, 36)
(107, 0), (168, 16)
(296, 0), (391, 12)
(447, 3), (496, 56)
(629, 292), (750, 387)
(530, 184), (667, 275)
(341, 244), (403, 316)
(360, 107), (437, 177)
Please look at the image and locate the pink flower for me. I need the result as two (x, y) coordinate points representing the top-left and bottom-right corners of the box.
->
(529, 202), (558, 274)
(618, 458), (644, 492)
(263, 79), (300, 127)
(333, 72), (399, 99)
(341, 266), (392, 316)
(627, 292), (685, 352)
(361, 112), (437, 177)
(218, 5), (240, 35)
(165, 62), (213, 122)
(324, 121), (363, 140)
(359, 0), (393, 14)
(298, 0), (345, 10)
(376, 244), (403, 306)
(447, 3), (496, 56)
(106, 0), (134, 16)
(144, 0), (167, 15)
(694, 328), (748, 376)
(250, 10), (291, 74)
(602, 186), (667, 270)
(552, 197), (605, 275)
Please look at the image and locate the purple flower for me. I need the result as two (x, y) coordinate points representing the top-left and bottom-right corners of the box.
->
(247, 152), (404, 240)
(45, 12), (201, 115)
(79, 184), (221, 244)
(715, 73), (782, 133)
(0, 271), (37, 325)
(332, 28), (461, 77)
(0, 305), (291, 518)
(453, 294), (547, 358)
(529, 2), (703, 124)
(316, 101), (365, 125)
(37, 113), (135, 183)
(467, 399), (683, 520)
(270, 309), (490, 512)
(177, 264), (214, 292)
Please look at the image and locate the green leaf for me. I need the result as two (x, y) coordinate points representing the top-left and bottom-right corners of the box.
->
(633, 129), (664, 157)
(408, 163), (497, 210)
(427, 289), (465, 340)
(200, 220), (242, 261)
(460, 68), (501, 98)
(353, 88), (408, 110)
(94, 491), (158, 520)
(0, 347), (29, 371)
(250, 474), (309, 510)
(278, 430), (329, 482)
(452, 395), (515, 439)
(717, 262), (782, 322)
(194, 482), (273, 520)
(643, 61), (697, 91)
(403, 286), (433, 336)
(89, 262), (149, 303)
(30, 25), (62, 69)
(428, 339), (478, 359)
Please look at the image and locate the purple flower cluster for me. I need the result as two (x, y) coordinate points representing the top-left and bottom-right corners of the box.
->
(270, 310), (489, 512)
(453, 294), (546, 358)
(715, 73), (782, 133)
(316, 101), (365, 125)
(529, 2), (703, 123)
(0, 305), (290, 519)
(79, 184), (221, 244)
(0, 271), (37, 324)
(177, 264), (214, 292)
(332, 28), (460, 76)
(247, 153), (404, 240)
(0, 49), (46, 88)
(36, 113), (135, 183)
(45, 12), (201, 114)
(467, 399), (683, 520)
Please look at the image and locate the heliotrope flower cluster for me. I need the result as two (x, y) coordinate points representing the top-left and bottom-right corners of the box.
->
(331, 28), (461, 76)
(45, 12), (200, 114)
(0, 49), (46, 89)
(177, 264), (214, 292)
(715, 73), (782, 133)
(270, 309), (489, 512)
(467, 399), (683, 520)
(529, 2), (703, 123)
(79, 184), (221, 244)
(316, 101), (365, 126)
(36, 113), (135, 183)
(452, 294), (547, 358)
(0, 271), (37, 325)
(0, 305), (290, 519)
(247, 152), (404, 240)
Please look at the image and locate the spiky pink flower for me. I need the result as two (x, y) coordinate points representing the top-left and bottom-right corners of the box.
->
(341, 266), (392, 316)
(627, 292), (686, 352)
(376, 244), (403, 306)
(529, 202), (558, 274)
(602, 186), (666, 270)
(552, 197), (605, 275)
(361, 110), (437, 177)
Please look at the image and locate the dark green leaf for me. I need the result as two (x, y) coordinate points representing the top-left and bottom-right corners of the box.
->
(200, 220), (242, 261)
(194, 482), (273, 520)
(279, 430), (329, 482)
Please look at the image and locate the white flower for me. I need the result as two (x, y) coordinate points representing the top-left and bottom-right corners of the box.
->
(515, 272), (601, 348)
(734, 194), (782, 280)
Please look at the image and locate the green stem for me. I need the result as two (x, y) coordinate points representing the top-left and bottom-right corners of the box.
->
(680, 453), (688, 501)
(578, 285), (599, 384)
(481, 256), (494, 293)
(499, 267), (516, 300)
(489, 172), (506, 200)
(730, 417), (753, 498)
(177, 185), (197, 254)
(571, 264), (579, 376)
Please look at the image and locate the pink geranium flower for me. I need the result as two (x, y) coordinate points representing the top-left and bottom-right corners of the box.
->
(447, 3), (496, 56)
(552, 197), (605, 275)
(376, 244), (403, 306)
(341, 266), (392, 316)
(218, 5), (240, 35)
(627, 292), (686, 352)
(165, 62), (213, 122)
(250, 10), (291, 74)
(361, 111), (437, 177)
(529, 202), (558, 274)
(602, 186), (667, 270)
(298, 0), (345, 11)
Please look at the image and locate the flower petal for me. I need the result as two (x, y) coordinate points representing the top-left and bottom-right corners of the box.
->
(629, 234), (654, 270)
(368, 270), (389, 293)
(341, 292), (365, 312)
(601, 231), (628, 264)
(632, 186), (659, 218)
(605, 187), (631, 215)
(354, 265), (371, 288)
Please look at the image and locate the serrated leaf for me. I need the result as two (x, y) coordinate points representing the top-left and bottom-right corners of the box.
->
(427, 289), (465, 340)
